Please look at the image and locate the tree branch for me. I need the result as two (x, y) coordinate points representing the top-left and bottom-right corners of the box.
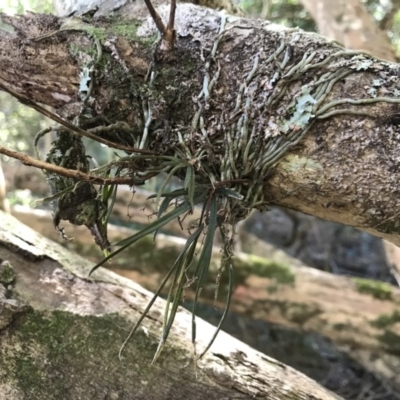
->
(0, 145), (138, 185)
(1, 4), (400, 246)
(0, 210), (342, 400)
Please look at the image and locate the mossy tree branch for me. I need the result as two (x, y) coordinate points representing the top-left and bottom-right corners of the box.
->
(0, 211), (342, 399)
(1, 4), (400, 246)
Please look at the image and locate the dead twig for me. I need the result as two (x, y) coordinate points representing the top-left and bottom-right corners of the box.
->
(0, 145), (136, 185)
(144, 0), (176, 49)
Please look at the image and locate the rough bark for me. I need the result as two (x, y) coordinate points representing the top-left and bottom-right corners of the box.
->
(300, 0), (400, 285)
(1, 4), (400, 246)
(0, 210), (341, 400)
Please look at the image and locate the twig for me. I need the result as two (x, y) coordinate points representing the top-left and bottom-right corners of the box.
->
(144, 0), (176, 49)
(0, 80), (156, 155)
(0, 145), (136, 185)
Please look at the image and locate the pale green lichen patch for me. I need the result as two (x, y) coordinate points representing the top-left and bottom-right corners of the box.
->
(0, 309), (188, 398)
(371, 310), (400, 329)
(282, 86), (316, 132)
(352, 277), (392, 300)
(110, 19), (157, 45)
(280, 154), (323, 175)
(0, 261), (15, 286)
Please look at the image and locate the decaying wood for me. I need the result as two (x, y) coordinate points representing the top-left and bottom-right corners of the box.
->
(0, 210), (342, 399)
(1, 4), (400, 245)
(10, 205), (400, 393)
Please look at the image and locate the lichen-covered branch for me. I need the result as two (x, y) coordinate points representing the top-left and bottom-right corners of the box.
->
(0, 211), (341, 400)
(1, 4), (400, 242)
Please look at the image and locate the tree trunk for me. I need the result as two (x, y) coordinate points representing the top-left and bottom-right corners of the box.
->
(0, 210), (341, 399)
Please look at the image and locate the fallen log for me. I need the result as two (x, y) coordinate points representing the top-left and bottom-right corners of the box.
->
(10, 206), (400, 393)
(0, 210), (342, 399)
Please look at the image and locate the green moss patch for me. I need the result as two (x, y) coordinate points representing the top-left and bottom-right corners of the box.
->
(234, 255), (295, 286)
(377, 330), (400, 356)
(371, 310), (400, 329)
(0, 309), (190, 399)
(352, 278), (392, 300)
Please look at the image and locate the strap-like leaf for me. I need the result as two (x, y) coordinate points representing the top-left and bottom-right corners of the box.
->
(155, 164), (185, 210)
(103, 184), (118, 224)
(197, 262), (233, 360)
(147, 188), (189, 200)
(184, 166), (195, 209)
(191, 197), (218, 347)
(119, 224), (204, 359)
(89, 192), (205, 276)
(217, 187), (244, 200)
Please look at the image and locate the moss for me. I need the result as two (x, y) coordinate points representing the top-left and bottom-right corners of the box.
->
(113, 21), (140, 41)
(1, 309), (188, 398)
(281, 302), (321, 325)
(333, 323), (347, 331)
(85, 26), (108, 43)
(352, 277), (392, 300)
(110, 20), (157, 45)
(0, 260), (15, 285)
(377, 330), (400, 356)
(233, 255), (295, 285)
(371, 310), (400, 328)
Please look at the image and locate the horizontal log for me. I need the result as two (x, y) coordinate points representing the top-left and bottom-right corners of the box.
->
(0, 210), (341, 399)
(11, 206), (400, 392)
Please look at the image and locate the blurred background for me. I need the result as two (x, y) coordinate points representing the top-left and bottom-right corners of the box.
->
(1, 0), (400, 398)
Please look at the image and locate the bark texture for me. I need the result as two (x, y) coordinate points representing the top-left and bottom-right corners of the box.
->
(300, 0), (400, 286)
(0, 210), (341, 400)
(1, 4), (400, 245)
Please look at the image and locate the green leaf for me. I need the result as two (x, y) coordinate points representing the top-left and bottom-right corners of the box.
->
(198, 223), (233, 359)
(153, 195), (176, 242)
(153, 224), (204, 363)
(184, 166), (195, 209)
(89, 192), (205, 276)
(147, 188), (189, 200)
(36, 184), (75, 203)
(118, 224), (204, 359)
(198, 262), (233, 360)
(155, 164), (186, 210)
(191, 197), (218, 347)
(102, 184), (118, 224)
(217, 187), (244, 200)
